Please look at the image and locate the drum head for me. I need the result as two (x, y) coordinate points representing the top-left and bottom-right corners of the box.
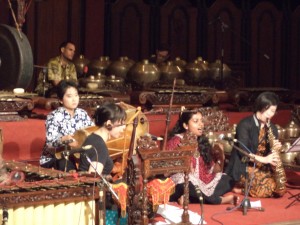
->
(0, 24), (33, 90)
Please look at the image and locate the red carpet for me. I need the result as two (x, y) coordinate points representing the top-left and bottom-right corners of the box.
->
(152, 169), (300, 224)
(152, 186), (300, 225)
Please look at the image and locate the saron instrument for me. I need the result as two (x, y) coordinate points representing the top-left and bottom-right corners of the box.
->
(0, 160), (99, 225)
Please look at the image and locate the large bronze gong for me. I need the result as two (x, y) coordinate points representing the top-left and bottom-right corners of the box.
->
(0, 24), (33, 90)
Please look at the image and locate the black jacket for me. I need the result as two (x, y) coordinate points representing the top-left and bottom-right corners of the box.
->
(225, 114), (278, 181)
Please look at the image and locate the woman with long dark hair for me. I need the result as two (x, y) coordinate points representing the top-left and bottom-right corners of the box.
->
(167, 109), (237, 205)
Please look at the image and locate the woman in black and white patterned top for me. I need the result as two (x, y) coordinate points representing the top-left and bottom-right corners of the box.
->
(40, 80), (94, 171)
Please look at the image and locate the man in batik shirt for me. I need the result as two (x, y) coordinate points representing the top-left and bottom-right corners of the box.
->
(35, 41), (77, 97)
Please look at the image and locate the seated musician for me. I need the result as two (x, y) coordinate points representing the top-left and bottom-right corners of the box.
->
(35, 41), (77, 97)
(166, 109), (238, 205)
(39, 80), (94, 171)
(76, 103), (128, 222)
(149, 43), (170, 65)
(225, 92), (285, 198)
(77, 103), (126, 176)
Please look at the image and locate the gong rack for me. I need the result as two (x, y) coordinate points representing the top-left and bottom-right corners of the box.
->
(131, 86), (228, 111)
(33, 93), (130, 116)
(0, 91), (37, 121)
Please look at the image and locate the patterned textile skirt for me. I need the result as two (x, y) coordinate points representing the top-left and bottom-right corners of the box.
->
(239, 165), (276, 198)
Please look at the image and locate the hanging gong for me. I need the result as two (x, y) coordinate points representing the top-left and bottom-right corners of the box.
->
(0, 24), (33, 90)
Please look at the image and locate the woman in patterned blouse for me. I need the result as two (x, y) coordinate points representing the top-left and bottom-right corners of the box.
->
(167, 109), (238, 205)
(40, 80), (94, 171)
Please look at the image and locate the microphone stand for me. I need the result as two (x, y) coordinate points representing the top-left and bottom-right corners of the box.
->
(219, 19), (225, 90)
(228, 143), (264, 215)
(34, 65), (48, 97)
(83, 154), (120, 225)
(42, 68), (47, 97)
(83, 154), (119, 202)
(63, 143), (70, 173)
(209, 17), (270, 90)
(240, 156), (252, 215)
(209, 17), (226, 89)
(195, 186), (204, 225)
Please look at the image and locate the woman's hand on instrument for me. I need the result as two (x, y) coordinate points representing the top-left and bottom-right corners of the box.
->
(61, 134), (73, 143)
(69, 139), (79, 148)
(60, 135), (78, 147)
(265, 152), (280, 166)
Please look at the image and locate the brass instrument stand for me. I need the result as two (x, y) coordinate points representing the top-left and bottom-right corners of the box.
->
(285, 137), (300, 209)
(286, 191), (300, 209)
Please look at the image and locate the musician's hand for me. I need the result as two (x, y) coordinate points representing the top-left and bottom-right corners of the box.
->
(103, 174), (113, 182)
(69, 140), (79, 148)
(60, 135), (78, 147)
(265, 152), (280, 166)
(61, 135), (74, 143)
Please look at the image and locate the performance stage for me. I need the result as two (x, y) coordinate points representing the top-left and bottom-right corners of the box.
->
(0, 108), (299, 225)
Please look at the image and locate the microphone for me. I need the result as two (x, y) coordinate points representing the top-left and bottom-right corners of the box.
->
(263, 54), (270, 60)
(145, 133), (163, 141)
(62, 138), (75, 145)
(34, 65), (48, 69)
(219, 134), (254, 160)
(62, 145), (93, 157)
(218, 134), (237, 143)
(42, 67), (48, 74)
